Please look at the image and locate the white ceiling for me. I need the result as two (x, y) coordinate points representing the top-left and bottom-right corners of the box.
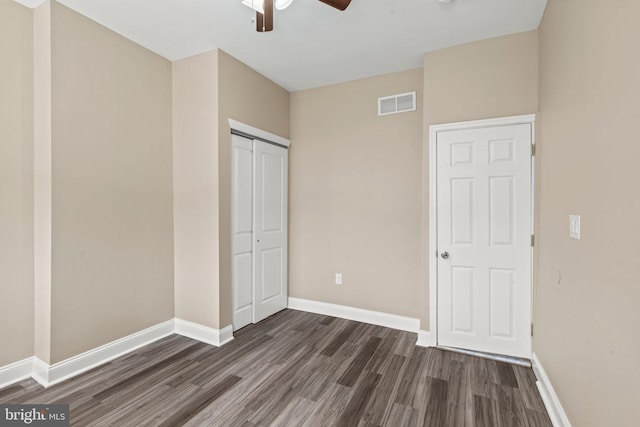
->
(45, 0), (547, 91)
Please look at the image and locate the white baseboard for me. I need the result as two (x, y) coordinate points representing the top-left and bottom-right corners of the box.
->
(175, 319), (234, 347)
(31, 357), (49, 388)
(38, 320), (175, 387)
(1, 318), (237, 390)
(416, 330), (435, 347)
(288, 297), (420, 333)
(0, 358), (34, 390)
(532, 352), (572, 427)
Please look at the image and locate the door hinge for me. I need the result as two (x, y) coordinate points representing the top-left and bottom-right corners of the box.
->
(531, 144), (536, 156)
(531, 324), (534, 336)
(531, 235), (535, 247)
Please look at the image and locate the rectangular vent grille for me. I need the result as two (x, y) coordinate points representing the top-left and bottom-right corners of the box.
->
(378, 91), (416, 116)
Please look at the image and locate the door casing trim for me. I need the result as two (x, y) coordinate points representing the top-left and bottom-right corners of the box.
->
(428, 114), (537, 354)
(229, 118), (291, 148)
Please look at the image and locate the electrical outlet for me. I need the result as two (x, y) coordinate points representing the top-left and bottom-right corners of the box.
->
(335, 273), (343, 285)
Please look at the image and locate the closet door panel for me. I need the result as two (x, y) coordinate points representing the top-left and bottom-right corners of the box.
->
(231, 135), (254, 330)
(253, 141), (288, 322)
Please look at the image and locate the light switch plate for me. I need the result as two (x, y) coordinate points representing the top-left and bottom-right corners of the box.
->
(569, 215), (581, 240)
(335, 273), (343, 285)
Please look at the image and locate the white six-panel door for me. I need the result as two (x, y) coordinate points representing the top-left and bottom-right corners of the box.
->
(436, 123), (532, 358)
(253, 141), (288, 323)
(232, 134), (288, 331)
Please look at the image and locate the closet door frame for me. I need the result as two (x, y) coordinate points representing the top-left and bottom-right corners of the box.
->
(229, 120), (291, 332)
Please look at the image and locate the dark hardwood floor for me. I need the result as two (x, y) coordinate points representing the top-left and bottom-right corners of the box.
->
(0, 309), (552, 426)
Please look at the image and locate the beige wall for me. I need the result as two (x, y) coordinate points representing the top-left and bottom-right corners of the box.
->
(422, 31), (539, 327)
(172, 51), (220, 329)
(49, 2), (174, 363)
(0, 0), (35, 367)
(536, 1), (640, 425)
(217, 50), (290, 327)
(289, 69), (423, 320)
(424, 30), (539, 128)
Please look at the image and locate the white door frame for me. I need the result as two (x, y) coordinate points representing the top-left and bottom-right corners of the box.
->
(428, 114), (536, 354)
(229, 119), (291, 149)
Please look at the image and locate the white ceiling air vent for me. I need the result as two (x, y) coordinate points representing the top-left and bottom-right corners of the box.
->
(378, 91), (417, 116)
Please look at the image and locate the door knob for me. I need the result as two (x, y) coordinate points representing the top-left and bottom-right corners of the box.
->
(441, 251), (449, 259)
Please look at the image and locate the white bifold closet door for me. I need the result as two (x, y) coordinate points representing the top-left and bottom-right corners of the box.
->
(232, 134), (288, 331)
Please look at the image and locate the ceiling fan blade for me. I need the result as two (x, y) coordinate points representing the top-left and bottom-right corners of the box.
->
(256, 0), (274, 32)
(318, 0), (352, 11)
(256, 11), (264, 31)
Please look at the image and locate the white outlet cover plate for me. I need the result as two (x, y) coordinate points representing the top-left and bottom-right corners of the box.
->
(569, 215), (581, 240)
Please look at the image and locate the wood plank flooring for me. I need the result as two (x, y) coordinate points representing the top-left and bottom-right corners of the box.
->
(0, 310), (552, 426)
